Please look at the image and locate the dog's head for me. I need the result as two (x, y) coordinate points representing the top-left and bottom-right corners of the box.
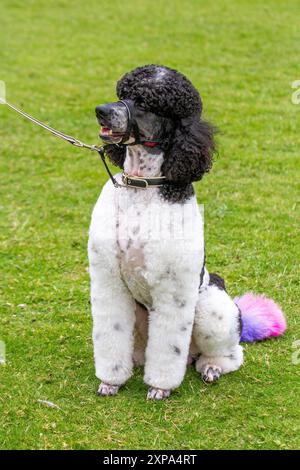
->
(95, 64), (215, 184)
(95, 99), (174, 147)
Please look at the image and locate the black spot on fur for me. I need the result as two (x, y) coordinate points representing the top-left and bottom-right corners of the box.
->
(180, 326), (187, 331)
(204, 335), (211, 340)
(209, 273), (227, 292)
(113, 364), (120, 372)
(172, 345), (181, 355)
(113, 323), (122, 331)
(132, 226), (140, 235)
(91, 243), (99, 254)
(174, 297), (186, 308)
(225, 354), (235, 360)
(218, 315), (223, 320)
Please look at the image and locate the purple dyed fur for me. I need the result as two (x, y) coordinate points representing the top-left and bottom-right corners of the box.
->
(234, 293), (286, 343)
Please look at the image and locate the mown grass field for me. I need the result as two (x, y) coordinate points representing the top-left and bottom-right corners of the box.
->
(0, 0), (299, 450)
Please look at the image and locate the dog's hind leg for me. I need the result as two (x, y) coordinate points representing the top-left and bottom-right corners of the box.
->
(193, 273), (243, 383)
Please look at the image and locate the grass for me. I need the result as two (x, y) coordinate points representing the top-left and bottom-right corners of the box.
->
(0, 0), (299, 450)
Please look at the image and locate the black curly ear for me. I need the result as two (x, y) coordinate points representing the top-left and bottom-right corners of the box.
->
(104, 144), (126, 169)
(162, 115), (215, 184)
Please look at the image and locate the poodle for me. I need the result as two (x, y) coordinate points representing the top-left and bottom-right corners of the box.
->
(89, 65), (286, 400)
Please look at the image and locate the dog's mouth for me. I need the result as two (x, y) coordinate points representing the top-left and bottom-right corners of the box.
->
(99, 124), (124, 143)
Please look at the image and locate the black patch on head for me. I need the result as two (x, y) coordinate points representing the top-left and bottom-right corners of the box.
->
(209, 273), (227, 292)
(172, 345), (181, 355)
(117, 64), (202, 118)
(103, 65), (216, 188)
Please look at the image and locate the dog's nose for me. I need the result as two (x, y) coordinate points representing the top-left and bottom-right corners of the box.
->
(95, 104), (111, 119)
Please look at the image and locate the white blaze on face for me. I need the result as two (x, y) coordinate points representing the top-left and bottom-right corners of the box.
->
(0, 81), (6, 104)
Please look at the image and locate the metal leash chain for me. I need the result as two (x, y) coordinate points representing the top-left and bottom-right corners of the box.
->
(1, 99), (120, 187)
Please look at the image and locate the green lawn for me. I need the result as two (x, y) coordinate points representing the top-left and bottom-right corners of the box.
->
(0, 0), (299, 450)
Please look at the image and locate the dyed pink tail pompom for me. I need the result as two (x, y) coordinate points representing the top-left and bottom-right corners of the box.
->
(234, 293), (287, 343)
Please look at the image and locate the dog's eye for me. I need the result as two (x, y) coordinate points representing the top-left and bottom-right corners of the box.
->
(135, 109), (144, 119)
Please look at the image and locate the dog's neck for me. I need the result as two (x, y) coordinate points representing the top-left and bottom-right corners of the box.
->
(123, 145), (164, 178)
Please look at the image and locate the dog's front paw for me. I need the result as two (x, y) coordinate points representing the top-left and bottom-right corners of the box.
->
(147, 387), (171, 400)
(97, 382), (120, 397)
(200, 365), (222, 384)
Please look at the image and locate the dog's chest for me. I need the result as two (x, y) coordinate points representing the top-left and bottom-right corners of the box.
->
(116, 189), (160, 307)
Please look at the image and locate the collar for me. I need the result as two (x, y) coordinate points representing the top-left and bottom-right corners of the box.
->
(121, 172), (166, 189)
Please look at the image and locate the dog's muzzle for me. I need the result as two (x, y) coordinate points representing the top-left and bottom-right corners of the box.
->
(96, 99), (160, 147)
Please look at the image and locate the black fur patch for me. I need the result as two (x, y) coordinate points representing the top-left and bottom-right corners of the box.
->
(172, 345), (181, 355)
(104, 144), (126, 168)
(199, 251), (206, 289)
(209, 272), (227, 292)
(159, 183), (194, 203)
(236, 306), (243, 338)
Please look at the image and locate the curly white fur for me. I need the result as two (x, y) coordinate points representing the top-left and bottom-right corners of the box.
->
(88, 146), (243, 396)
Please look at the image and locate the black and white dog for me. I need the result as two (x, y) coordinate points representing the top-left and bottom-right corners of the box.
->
(88, 65), (286, 400)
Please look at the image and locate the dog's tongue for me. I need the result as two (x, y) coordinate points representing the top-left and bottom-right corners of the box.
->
(101, 127), (113, 136)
